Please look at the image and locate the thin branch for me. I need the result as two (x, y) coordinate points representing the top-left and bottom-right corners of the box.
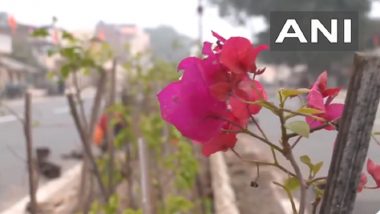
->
(67, 93), (108, 201)
(231, 148), (296, 177)
(72, 70), (88, 129)
(251, 115), (270, 141)
(311, 196), (321, 214)
(291, 136), (303, 149)
(88, 69), (107, 137)
(78, 69), (107, 213)
(273, 181), (297, 214)
(282, 108), (325, 122)
(285, 146), (307, 214)
(240, 129), (283, 153)
(307, 177), (327, 187)
(371, 134), (380, 146)
(278, 92), (306, 214)
(216, 115), (283, 153)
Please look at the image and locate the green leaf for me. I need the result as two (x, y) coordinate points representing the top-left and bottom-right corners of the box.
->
(284, 177), (300, 192)
(285, 121), (310, 138)
(47, 49), (57, 57)
(60, 47), (80, 60)
(31, 28), (49, 37)
(300, 155), (323, 177)
(164, 196), (193, 214)
(60, 64), (72, 78)
(312, 161), (323, 176)
(280, 88), (309, 99)
(297, 107), (323, 115)
(62, 31), (75, 42)
(300, 155), (312, 167)
(46, 71), (56, 80)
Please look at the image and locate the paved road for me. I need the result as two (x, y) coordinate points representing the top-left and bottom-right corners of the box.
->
(252, 93), (380, 214)
(0, 96), (93, 211)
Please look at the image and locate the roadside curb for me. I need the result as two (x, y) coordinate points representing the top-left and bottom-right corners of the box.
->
(1, 163), (82, 214)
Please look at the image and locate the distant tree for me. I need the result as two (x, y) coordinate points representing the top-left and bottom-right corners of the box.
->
(145, 26), (195, 63)
(209, 0), (376, 79)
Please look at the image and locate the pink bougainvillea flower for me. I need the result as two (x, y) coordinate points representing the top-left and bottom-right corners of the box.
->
(200, 32), (267, 101)
(220, 37), (268, 74)
(158, 57), (228, 142)
(306, 71), (344, 130)
(358, 173), (368, 192)
(200, 41), (234, 101)
(367, 159), (380, 188)
(311, 71), (341, 98)
(230, 79), (267, 120)
(201, 113), (247, 156)
(158, 31), (269, 156)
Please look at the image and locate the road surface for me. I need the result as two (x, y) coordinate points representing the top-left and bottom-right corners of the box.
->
(0, 95), (93, 211)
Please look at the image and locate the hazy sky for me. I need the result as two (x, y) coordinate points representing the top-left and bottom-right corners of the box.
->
(1, 0), (379, 42)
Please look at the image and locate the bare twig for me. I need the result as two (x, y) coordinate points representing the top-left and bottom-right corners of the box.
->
(250, 115), (270, 142)
(79, 68), (108, 212)
(312, 197), (321, 214)
(88, 69), (107, 136)
(241, 129), (283, 153)
(287, 150), (307, 214)
(67, 93), (108, 201)
(231, 148), (296, 177)
(371, 134), (380, 146)
(291, 136), (303, 149)
(72, 70), (88, 129)
(24, 93), (37, 213)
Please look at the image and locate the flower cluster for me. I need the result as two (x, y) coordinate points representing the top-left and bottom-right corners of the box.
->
(157, 32), (345, 157)
(157, 32), (268, 156)
(306, 71), (344, 130)
(358, 159), (380, 192)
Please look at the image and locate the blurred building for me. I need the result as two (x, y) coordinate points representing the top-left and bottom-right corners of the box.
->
(0, 12), (58, 97)
(94, 22), (150, 59)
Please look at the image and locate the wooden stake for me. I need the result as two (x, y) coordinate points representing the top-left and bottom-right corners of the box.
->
(320, 53), (380, 213)
(24, 92), (37, 213)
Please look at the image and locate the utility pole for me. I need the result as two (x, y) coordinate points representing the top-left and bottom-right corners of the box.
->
(197, 0), (204, 47)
